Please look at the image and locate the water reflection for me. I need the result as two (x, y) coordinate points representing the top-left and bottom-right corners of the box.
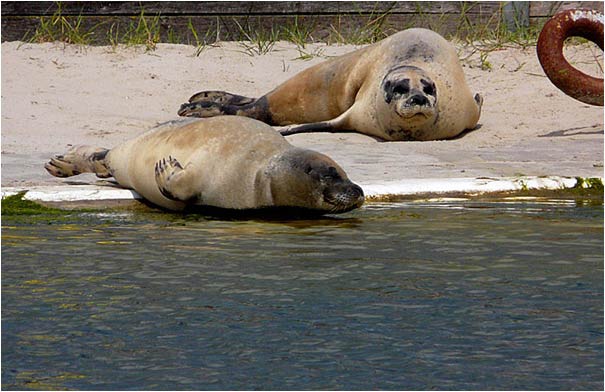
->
(2, 200), (603, 390)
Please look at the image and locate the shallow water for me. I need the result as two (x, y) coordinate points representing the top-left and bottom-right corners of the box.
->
(2, 199), (603, 390)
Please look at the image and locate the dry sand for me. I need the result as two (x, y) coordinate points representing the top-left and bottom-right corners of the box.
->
(1, 38), (603, 191)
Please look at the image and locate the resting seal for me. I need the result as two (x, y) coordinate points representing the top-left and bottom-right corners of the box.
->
(45, 117), (364, 214)
(178, 28), (483, 141)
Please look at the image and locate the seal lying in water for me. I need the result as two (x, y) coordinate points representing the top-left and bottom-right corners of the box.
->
(178, 28), (483, 141)
(45, 117), (364, 214)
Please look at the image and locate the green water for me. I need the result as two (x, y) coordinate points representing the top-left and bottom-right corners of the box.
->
(2, 199), (603, 390)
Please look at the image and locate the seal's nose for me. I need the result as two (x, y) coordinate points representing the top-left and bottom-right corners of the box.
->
(351, 184), (365, 205)
(407, 94), (429, 106)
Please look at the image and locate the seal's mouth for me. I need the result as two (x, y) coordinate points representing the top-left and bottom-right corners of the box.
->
(397, 108), (434, 120)
(396, 98), (436, 120)
(400, 112), (429, 120)
(323, 184), (365, 213)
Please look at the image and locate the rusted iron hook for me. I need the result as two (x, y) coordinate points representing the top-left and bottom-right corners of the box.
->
(537, 9), (604, 106)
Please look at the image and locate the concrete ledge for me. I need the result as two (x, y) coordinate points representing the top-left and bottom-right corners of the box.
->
(362, 176), (582, 199)
(1, 176), (597, 206)
(1, 185), (142, 203)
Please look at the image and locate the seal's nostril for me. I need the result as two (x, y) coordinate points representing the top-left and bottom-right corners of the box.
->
(408, 94), (428, 106)
(352, 184), (364, 199)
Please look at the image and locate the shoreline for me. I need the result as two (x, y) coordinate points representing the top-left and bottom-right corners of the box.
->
(2, 176), (602, 212)
(1, 40), (603, 209)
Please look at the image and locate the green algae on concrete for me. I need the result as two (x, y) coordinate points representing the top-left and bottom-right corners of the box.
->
(574, 177), (604, 193)
(1, 192), (69, 216)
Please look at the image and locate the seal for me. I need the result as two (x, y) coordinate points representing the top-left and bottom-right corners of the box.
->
(178, 28), (483, 141)
(44, 116), (364, 214)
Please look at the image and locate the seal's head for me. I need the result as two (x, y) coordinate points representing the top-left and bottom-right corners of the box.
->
(267, 149), (364, 214)
(379, 66), (438, 138)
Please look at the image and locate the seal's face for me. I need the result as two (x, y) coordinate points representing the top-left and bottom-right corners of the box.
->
(381, 66), (438, 126)
(269, 150), (364, 214)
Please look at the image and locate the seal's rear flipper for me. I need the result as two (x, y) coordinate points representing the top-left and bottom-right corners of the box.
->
(178, 90), (257, 117)
(178, 100), (226, 117)
(188, 90), (255, 106)
(45, 146), (111, 178)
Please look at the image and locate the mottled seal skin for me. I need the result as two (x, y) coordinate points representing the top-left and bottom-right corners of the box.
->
(45, 117), (364, 214)
(178, 28), (483, 141)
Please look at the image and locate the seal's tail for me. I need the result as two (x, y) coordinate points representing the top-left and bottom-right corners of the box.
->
(45, 145), (112, 178)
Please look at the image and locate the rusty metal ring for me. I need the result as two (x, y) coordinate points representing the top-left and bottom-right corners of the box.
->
(537, 9), (604, 106)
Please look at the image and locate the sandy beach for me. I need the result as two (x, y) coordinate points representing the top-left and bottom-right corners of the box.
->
(1, 38), (603, 196)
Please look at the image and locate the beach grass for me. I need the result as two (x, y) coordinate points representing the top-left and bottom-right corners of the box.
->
(233, 18), (280, 56)
(19, 1), (562, 58)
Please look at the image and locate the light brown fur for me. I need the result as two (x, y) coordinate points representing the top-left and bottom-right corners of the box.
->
(179, 28), (482, 141)
(45, 117), (364, 213)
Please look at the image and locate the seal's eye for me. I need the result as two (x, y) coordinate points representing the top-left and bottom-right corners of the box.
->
(321, 167), (340, 181)
(392, 80), (410, 95)
(304, 166), (313, 175)
(421, 79), (435, 96)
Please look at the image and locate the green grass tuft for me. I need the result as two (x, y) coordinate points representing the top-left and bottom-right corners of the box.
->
(119, 9), (161, 51)
(24, 2), (99, 45)
(328, 3), (394, 45)
(282, 16), (316, 49)
(234, 18), (280, 56)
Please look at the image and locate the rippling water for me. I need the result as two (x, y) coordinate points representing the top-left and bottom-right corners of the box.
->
(2, 200), (603, 390)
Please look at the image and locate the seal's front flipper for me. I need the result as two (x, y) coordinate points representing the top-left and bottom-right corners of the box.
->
(45, 145), (111, 178)
(474, 93), (483, 111)
(277, 107), (353, 136)
(188, 90), (255, 106)
(278, 121), (338, 136)
(154, 156), (199, 202)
